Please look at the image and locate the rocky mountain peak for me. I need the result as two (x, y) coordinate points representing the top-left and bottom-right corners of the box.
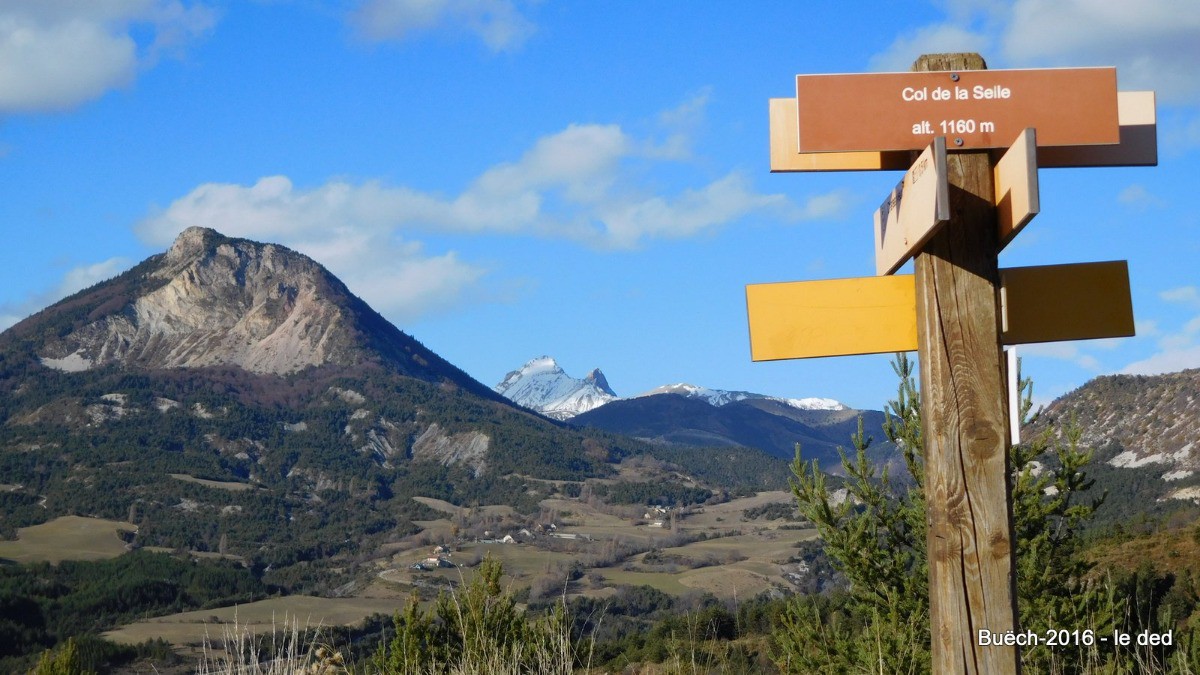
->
(164, 225), (219, 263)
(35, 228), (347, 375)
(585, 368), (616, 397)
(494, 356), (618, 420)
(18, 228), (499, 399)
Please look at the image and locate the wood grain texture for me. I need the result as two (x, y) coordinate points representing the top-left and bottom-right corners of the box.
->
(913, 52), (1019, 675)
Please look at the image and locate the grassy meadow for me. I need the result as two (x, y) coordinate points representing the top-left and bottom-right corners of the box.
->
(0, 515), (135, 564)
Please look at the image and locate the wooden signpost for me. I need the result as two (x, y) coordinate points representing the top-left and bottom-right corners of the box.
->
(749, 53), (1155, 674)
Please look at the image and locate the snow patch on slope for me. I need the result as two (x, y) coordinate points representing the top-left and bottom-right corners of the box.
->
(635, 383), (845, 411)
(495, 356), (846, 419)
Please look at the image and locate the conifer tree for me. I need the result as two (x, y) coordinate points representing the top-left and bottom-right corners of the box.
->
(772, 355), (1118, 673)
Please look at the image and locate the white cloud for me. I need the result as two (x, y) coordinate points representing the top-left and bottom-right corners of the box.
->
(1117, 184), (1166, 210)
(136, 107), (822, 321)
(1003, 0), (1200, 104)
(872, 0), (1200, 105)
(1161, 316), (1200, 350)
(0, 257), (131, 331)
(1020, 341), (1104, 370)
(1121, 304), (1200, 375)
(869, 23), (994, 72)
(1161, 286), (1200, 307)
(796, 190), (852, 220)
(1121, 345), (1200, 375)
(351, 0), (535, 52)
(139, 120), (808, 251)
(650, 88), (713, 160)
(287, 232), (486, 322)
(596, 173), (788, 249)
(0, 0), (216, 112)
(57, 257), (132, 297)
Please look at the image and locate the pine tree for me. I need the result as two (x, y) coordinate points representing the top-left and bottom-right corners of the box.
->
(772, 355), (1119, 673)
(29, 638), (96, 675)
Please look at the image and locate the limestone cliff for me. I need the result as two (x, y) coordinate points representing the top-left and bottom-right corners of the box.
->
(24, 227), (495, 399)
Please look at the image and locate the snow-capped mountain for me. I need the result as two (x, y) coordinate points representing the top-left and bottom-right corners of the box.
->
(495, 356), (875, 467)
(494, 357), (845, 420)
(634, 383), (844, 412)
(494, 356), (618, 420)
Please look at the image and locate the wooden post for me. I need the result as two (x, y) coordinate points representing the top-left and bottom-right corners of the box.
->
(913, 53), (1019, 674)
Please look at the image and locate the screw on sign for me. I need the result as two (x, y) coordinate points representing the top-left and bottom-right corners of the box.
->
(746, 52), (1155, 675)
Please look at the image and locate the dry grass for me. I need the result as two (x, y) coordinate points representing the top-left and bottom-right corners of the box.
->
(1087, 526), (1200, 579)
(195, 615), (347, 675)
(170, 473), (258, 492)
(413, 496), (515, 518)
(111, 490), (818, 663)
(0, 515), (134, 563)
(104, 596), (404, 649)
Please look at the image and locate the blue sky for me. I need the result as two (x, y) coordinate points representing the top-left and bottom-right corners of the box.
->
(1, 1), (1198, 411)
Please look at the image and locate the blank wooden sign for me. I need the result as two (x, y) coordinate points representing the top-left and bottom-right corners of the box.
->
(747, 260), (1134, 360)
(746, 275), (918, 360)
(994, 128), (1040, 250)
(875, 137), (950, 275)
(1000, 260), (1134, 345)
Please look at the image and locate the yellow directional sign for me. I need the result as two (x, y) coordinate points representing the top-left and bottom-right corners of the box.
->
(994, 128), (1039, 250)
(747, 261), (1134, 360)
(875, 138), (950, 275)
(746, 275), (916, 360)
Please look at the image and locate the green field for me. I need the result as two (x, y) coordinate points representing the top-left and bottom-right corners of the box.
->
(0, 515), (135, 563)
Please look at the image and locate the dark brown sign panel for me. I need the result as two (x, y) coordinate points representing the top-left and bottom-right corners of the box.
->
(795, 67), (1119, 152)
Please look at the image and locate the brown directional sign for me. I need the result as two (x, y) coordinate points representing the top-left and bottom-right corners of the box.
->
(769, 98), (910, 171)
(1000, 260), (1134, 345)
(746, 261), (1134, 360)
(1037, 91), (1157, 167)
(994, 128), (1039, 249)
(772, 91), (1156, 172)
(795, 67), (1119, 152)
(875, 138), (950, 275)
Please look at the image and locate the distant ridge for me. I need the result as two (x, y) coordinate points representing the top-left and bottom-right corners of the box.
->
(0, 227), (647, 574)
(493, 355), (846, 421)
(633, 382), (844, 412)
